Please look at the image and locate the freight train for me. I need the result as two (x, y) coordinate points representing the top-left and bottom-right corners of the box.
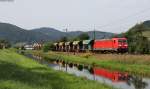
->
(53, 38), (128, 53)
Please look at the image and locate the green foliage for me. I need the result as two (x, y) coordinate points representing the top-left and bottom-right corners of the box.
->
(0, 39), (11, 49)
(71, 37), (80, 41)
(119, 23), (150, 54)
(59, 36), (68, 42)
(71, 33), (90, 41)
(13, 42), (26, 49)
(78, 33), (90, 40)
(43, 42), (54, 52)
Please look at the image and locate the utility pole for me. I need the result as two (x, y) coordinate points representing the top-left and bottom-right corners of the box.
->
(93, 26), (96, 40)
(64, 28), (68, 33)
(63, 27), (69, 53)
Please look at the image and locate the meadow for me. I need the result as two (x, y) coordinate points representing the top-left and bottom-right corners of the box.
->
(0, 49), (114, 89)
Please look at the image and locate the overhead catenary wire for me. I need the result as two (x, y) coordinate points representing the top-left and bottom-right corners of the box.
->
(62, 7), (150, 33)
(97, 7), (150, 29)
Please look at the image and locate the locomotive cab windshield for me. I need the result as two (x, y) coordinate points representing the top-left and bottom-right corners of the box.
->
(118, 39), (127, 44)
(118, 39), (128, 47)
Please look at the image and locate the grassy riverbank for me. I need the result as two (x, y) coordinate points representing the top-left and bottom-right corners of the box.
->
(0, 49), (114, 89)
(31, 51), (150, 77)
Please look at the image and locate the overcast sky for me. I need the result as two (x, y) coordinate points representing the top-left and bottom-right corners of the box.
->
(0, 0), (150, 33)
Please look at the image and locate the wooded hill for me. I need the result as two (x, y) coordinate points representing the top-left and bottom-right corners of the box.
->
(118, 20), (150, 54)
(0, 22), (114, 44)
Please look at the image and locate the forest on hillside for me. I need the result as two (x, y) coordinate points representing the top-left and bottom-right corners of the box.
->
(118, 21), (150, 54)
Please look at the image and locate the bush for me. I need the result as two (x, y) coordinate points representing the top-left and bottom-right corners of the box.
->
(43, 42), (54, 52)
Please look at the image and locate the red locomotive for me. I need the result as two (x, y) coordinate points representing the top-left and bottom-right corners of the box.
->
(93, 38), (128, 53)
(54, 38), (128, 53)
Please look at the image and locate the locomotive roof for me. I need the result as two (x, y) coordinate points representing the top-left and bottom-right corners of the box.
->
(94, 39), (112, 41)
(95, 38), (127, 41)
(112, 37), (127, 40)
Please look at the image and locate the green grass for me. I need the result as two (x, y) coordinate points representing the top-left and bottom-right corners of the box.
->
(31, 51), (150, 77)
(0, 49), (114, 89)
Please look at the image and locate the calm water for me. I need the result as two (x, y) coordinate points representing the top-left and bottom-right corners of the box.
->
(25, 53), (150, 89)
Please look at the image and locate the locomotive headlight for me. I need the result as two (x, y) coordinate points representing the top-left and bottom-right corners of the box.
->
(124, 44), (128, 46)
(118, 45), (122, 47)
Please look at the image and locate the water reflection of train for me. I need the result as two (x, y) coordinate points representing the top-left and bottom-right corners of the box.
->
(94, 67), (129, 82)
(53, 38), (128, 53)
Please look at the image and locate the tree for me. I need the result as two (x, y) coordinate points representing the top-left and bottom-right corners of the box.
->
(71, 37), (80, 41)
(59, 36), (68, 42)
(124, 23), (150, 54)
(43, 42), (54, 52)
(0, 39), (11, 49)
(77, 33), (90, 40)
